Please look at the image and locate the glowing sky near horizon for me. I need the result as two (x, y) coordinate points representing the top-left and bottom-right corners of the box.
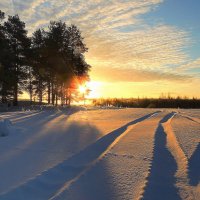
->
(1, 0), (200, 98)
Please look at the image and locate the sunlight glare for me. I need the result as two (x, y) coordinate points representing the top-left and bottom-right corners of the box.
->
(86, 81), (102, 98)
(79, 85), (87, 94)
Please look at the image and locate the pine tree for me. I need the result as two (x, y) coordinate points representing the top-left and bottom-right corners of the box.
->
(0, 10), (15, 104)
(45, 22), (90, 105)
(30, 29), (47, 104)
(4, 14), (30, 106)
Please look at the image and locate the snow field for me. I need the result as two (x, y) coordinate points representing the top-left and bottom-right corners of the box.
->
(0, 108), (199, 200)
(0, 108), (156, 197)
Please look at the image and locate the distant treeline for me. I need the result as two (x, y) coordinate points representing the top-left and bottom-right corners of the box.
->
(0, 10), (90, 106)
(93, 97), (200, 108)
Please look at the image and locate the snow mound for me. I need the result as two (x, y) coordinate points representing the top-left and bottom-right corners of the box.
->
(0, 119), (12, 137)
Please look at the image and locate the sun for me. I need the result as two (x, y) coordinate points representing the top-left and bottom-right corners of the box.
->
(86, 81), (102, 98)
(79, 85), (87, 94)
(78, 81), (102, 98)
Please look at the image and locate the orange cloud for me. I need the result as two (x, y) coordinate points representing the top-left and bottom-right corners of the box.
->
(90, 67), (192, 83)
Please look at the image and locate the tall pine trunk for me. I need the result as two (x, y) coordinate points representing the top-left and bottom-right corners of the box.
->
(38, 79), (42, 104)
(1, 81), (7, 104)
(28, 67), (33, 104)
(48, 81), (51, 104)
(51, 81), (55, 105)
(13, 65), (18, 106)
(55, 93), (58, 106)
(29, 81), (33, 104)
(13, 83), (18, 106)
(29, 89), (32, 104)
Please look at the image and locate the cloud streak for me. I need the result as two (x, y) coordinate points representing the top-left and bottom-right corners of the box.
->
(177, 57), (200, 71)
(91, 67), (192, 83)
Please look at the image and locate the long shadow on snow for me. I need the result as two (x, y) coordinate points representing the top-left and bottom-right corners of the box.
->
(12, 111), (45, 123)
(15, 107), (80, 128)
(1, 108), (80, 158)
(0, 111), (35, 119)
(15, 111), (61, 126)
(0, 111), (160, 200)
(0, 108), (83, 195)
(0, 122), (101, 199)
(1, 110), (41, 122)
(188, 143), (200, 186)
(181, 115), (200, 125)
(65, 111), (160, 166)
(0, 108), (86, 165)
(142, 112), (181, 200)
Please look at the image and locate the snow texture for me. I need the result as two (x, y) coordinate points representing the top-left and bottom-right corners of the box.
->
(0, 108), (199, 200)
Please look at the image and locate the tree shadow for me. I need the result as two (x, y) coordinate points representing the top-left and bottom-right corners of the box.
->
(0, 122), (101, 197)
(0, 108), (82, 159)
(15, 110), (62, 125)
(142, 112), (181, 200)
(11, 106), (81, 126)
(65, 111), (159, 166)
(0, 111), (33, 119)
(1, 110), (42, 122)
(188, 143), (200, 186)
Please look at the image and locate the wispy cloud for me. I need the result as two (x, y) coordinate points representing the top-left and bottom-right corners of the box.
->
(1, 0), (194, 83)
(177, 57), (200, 71)
(91, 67), (192, 83)
(85, 25), (189, 71)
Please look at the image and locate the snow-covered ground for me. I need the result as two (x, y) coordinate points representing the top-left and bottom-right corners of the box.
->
(0, 108), (199, 200)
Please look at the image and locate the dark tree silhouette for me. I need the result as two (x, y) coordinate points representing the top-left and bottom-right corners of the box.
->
(0, 11), (16, 104)
(0, 11), (91, 106)
(3, 14), (30, 106)
(30, 28), (47, 104)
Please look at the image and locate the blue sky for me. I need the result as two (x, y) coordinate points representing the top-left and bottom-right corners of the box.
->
(144, 0), (200, 61)
(1, 0), (200, 97)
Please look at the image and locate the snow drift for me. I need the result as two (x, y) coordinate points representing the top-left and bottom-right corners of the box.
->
(0, 119), (12, 137)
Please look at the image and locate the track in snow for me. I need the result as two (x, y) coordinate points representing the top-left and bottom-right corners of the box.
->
(143, 112), (200, 200)
(170, 114), (200, 199)
(142, 112), (181, 200)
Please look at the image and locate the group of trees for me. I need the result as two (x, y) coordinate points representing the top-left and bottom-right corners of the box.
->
(93, 97), (200, 108)
(0, 10), (90, 106)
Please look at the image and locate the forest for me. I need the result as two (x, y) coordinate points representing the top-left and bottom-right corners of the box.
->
(0, 10), (90, 106)
(93, 97), (200, 109)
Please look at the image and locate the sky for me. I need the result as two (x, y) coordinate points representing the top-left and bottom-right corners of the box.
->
(1, 0), (200, 98)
